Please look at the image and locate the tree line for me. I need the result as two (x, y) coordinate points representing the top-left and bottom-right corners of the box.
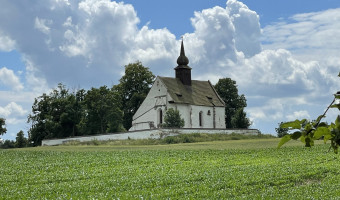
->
(0, 61), (250, 147)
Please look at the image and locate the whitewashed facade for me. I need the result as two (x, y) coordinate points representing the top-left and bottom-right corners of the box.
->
(129, 77), (226, 131)
(129, 41), (226, 131)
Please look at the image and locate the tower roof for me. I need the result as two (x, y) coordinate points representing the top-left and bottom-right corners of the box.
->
(176, 40), (190, 67)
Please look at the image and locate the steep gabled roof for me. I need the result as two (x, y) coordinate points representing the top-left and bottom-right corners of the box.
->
(159, 76), (225, 107)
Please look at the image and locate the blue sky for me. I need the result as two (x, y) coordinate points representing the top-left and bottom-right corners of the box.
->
(1, 0), (340, 141)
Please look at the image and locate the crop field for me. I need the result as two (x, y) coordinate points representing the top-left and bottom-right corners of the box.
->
(1, 138), (340, 199)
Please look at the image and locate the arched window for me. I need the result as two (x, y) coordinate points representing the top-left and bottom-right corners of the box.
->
(199, 111), (203, 127)
(158, 109), (163, 125)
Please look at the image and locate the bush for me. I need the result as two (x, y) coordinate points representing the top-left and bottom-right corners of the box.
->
(276, 122), (289, 138)
(163, 108), (185, 128)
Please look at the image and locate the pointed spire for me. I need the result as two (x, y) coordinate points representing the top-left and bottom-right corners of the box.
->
(175, 39), (192, 86)
(177, 40), (189, 66)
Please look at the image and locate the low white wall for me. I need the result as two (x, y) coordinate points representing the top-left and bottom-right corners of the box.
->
(41, 128), (260, 146)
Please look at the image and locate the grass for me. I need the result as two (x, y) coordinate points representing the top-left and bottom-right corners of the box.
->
(1, 138), (340, 199)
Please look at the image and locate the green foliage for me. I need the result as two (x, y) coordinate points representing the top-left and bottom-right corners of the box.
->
(278, 85), (340, 153)
(162, 108), (185, 128)
(81, 86), (124, 135)
(1, 141), (339, 199)
(0, 140), (15, 149)
(15, 130), (28, 148)
(276, 122), (289, 138)
(214, 78), (250, 128)
(28, 84), (124, 146)
(27, 61), (153, 145)
(117, 61), (155, 130)
(231, 108), (251, 128)
(0, 118), (6, 136)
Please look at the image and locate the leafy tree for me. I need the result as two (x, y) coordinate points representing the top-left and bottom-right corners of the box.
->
(28, 93), (51, 146)
(117, 61), (155, 130)
(1, 140), (15, 149)
(28, 84), (83, 145)
(231, 108), (251, 128)
(81, 86), (124, 135)
(15, 130), (27, 148)
(163, 108), (185, 128)
(278, 72), (340, 153)
(275, 122), (289, 138)
(214, 78), (249, 128)
(0, 118), (6, 136)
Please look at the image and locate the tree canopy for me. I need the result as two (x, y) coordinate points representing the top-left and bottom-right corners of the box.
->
(117, 61), (155, 130)
(27, 61), (153, 146)
(214, 78), (250, 128)
(28, 84), (124, 146)
(163, 108), (185, 128)
(276, 122), (289, 138)
(0, 118), (6, 136)
(231, 108), (251, 128)
(15, 130), (27, 148)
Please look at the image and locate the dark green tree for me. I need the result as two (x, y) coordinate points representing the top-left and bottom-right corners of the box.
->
(231, 108), (251, 128)
(1, 140), (15, 149)
(15, 130), (27, 148)
(214, 78), (249, 128)
(28, 84), (84, 145)
(28, 93), (52, 146)
(81, 86), (124, 135)
(0, 118), (6, 136)
(163, 108), (185, 128)
(275, 122), (289, 138)
(117, 61), (155, 130)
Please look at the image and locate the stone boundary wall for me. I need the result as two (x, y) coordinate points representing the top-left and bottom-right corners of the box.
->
(41, 128), (261, 146)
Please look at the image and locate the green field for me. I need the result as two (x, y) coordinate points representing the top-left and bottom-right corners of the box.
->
(1, 138), (340, 199)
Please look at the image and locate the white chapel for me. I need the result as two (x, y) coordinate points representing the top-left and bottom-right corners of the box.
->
(129, 41), (226, 131)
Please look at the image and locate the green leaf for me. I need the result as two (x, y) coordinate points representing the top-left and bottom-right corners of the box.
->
(318, 122), (328, 127)
(291, 131), (302, 140)
(313, 115), (325, 126)
(277, 135), (291, 148)
(324, 134), (332, 143)
(281, 120), (303, 129)
(330, 104), (340, 108)
(336, 116), (340, 129)
(313, 127), (330, 140)
(300, 135), (305, 143)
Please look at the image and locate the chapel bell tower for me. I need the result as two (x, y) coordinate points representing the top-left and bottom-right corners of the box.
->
(175, 40), (192, 86)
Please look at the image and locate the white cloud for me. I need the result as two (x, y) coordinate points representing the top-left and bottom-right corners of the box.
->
(0, 67), (24, 91)
(0, 102), (27, 118)
(0, 0), (339, 137)
(262, 8), (340, 60)
(34, 17), (53, 35)
(0, 32), (16, 51)
(286, 110), (310, 121)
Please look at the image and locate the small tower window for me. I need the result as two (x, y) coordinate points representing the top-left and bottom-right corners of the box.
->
(207, 110), (211, 116)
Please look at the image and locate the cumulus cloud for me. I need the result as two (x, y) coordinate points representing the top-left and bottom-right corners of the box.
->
(262, 8), (340, 60)
(0, 102), (27, 118)
(0, 0), (339, 136)
(287, 110), (310, 121)
(0, 32), (16, 52)
(34, 17), (52, 35)
(0, 67), (24, 91)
